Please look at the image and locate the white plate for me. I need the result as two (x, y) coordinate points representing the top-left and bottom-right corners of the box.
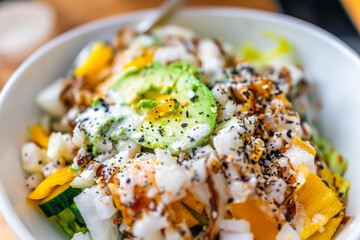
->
(0, 7), (359, 240)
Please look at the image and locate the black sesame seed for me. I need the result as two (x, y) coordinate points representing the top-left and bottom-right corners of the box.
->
(243, 91), (249, 99)
(286, 130), (292, 138)
(322, 180), (330, 188)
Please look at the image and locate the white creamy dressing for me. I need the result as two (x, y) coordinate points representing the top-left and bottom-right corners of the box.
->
(170, 123), (211, 151)
(72, 90), (142, 154)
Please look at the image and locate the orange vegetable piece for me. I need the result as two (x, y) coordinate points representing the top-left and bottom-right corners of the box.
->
(286, 164), (344, 239)
(39, 182), (71, 205)
(31, 124), (49, 148)
(291, 137), (316, 156)
(250, 77), (272, 99)
(229, 197), (281, 240)
(170, 201), (199, 228)
(181, 191), (204, 214)
(108, 183), (121, 210)
(123, 53), (153, 70)
(147, 95), (176, 120)
(28, 166), (76, 200)
(109, 159), (161, 227)
(74, 42), (114, 79)
(307, 212), (344, 240)
(117, 186), (157, 227)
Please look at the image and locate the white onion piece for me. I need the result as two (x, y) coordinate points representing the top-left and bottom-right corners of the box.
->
(70, 177), (95, 189)
(276, 223), (301, 240)
(25, 173), (44, 191)
(132, 211), (169, 240)
(220, 231), (253, 240)
(47, 132), (75, 161)
(36, 80), (67, 118)
(21, 142), (48, 173)
(219, 219), (250, 233)
(71, 232), (92, 240)
(74, 187), (118, 240)
(41, 160), (64, 177)
(94, 195), (117, 220)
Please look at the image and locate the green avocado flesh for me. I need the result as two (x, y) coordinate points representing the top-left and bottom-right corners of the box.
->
(112, 63), (217, 153)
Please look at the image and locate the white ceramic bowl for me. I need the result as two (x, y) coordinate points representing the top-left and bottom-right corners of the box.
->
(0, 7), (359, 240)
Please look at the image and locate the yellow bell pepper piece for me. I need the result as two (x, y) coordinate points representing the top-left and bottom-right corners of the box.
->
(74, 41), (113, 79)
(288, 164), (344, 239)
(123, 53), (153, 70)
(181, 191), (204, 214)
(170, 201), (199, 228)
(229, 197), (282, 240)
(28, 166), (75, 200)
(39, 182), (71, 205)
(31, 124), (49, 148)
(291, 137), (316, 156)
(147, 95), (176, 120)
(307, 212), (344, 240)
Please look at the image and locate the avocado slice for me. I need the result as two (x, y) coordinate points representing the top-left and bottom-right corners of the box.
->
(112, 63), (217, 153)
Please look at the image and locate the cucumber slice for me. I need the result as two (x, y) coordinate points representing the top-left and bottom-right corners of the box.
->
(70, 202), (86, 227)
(57, 208), (87, 238)
(39, 183), (82, 217)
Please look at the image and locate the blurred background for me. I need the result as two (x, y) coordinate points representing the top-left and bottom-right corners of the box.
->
(0, 0), (359, 238)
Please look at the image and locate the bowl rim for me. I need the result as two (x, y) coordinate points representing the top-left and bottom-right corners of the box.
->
(1, 7), (359, 239)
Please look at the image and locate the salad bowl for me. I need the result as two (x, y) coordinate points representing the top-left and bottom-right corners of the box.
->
(0, 7), (360, 240)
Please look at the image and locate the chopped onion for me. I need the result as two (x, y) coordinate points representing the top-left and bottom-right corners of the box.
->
(219, 231), (253, 240)
(36, 80), (67, 118)
(94, 195), (117, 220)
(219, 219), (250, 233)
(21, 142), (48, 173)
(47, 132), (75, 161)
(24, 173), (44, 191)
(70, 177), (95, 189)
(276, 223), (301, 240)
(74, 187), (118, 240)
(71, 232), (92, 240)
